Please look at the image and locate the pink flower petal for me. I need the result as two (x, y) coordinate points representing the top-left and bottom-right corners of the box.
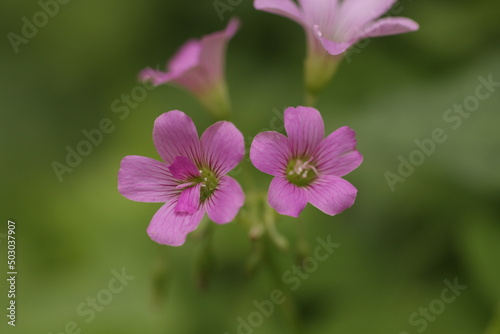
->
(153, 110), (201, 165)
(139, 21), (238, 95)
(337, 0), (397, 40)
(305, 175), (358, 216)
(147, 200), (205, 246)
(175, 183), (201, 214)
(299, 0), (338, 29)
(314, 25), (354, 55)
(200, 121), (244, 176)
(255, 0), (418, 59)
(205, 176), (244, 224)
(118, 155), (177, 203)
(138, 68), (175, 86)
(199, 18), (240, 83)
(250, 131), (289, 176)
(361, 17), (419, 39)
(254, 0), (304, 24)
(168, 156), (201, 181)
(284, 106), (324, 158)
(171, 68), (211, 94)
(268, 176), (308, 217)
(167, 39), (202, 74)
(314, 126), (363, 177)
(139, 40), (202, 87)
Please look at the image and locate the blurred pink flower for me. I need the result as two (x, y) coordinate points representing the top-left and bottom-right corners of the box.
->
(250, 106), (362, 217)
(139, 19), (239, 119)
(118, 110), (245, 246)
(254, 0), (419, 98)
(255, 0), (418, 55)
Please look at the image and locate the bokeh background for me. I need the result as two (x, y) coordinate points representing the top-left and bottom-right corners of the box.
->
(1, 0), (499, 333)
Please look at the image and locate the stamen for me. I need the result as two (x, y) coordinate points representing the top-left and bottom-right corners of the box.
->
(286, 158), (319, 187)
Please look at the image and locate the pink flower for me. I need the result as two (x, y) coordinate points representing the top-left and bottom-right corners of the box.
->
(118, 110), (245, 246)
(254, 0), (419, 98)
(139, 19), (239, 119)
(250, 106), (362, 217)
(254, 0), (418, 55)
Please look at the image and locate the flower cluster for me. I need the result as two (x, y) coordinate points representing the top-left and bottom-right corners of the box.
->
(119, 1), (418, 246)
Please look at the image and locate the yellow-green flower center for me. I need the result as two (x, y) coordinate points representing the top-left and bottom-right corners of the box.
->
(286, 158), (318, 187)
(196, 168), (219, 202)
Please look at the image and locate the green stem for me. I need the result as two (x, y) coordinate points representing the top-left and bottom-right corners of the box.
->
(244, 194), (302, 332)
(198, 81), (232, 121)
(195, 219), (215, 290)
(151, 245), (171, 309)
(263, 200), (289, 252)
(303, 45), (342, 106)
(304, 91), (318, 107)
(295, 219), (310, 267)
(263, 233), (303, 334)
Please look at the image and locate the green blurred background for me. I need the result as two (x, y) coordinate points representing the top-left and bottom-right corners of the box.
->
(1, 0), (499, 333)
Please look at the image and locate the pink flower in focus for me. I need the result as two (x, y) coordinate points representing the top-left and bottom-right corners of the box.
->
(139, 19), (239, 119)
(118, 110), (245, 246)
(250, 106), (362, 217)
